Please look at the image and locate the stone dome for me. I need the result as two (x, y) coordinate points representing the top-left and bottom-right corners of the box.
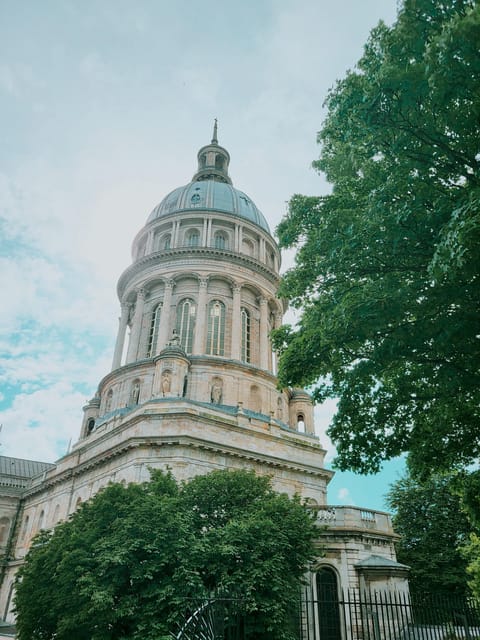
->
(147, 180), (270, 233)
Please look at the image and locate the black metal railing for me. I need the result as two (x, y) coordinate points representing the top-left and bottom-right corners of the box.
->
(299, 589), (480, 640)
(171, 591), (480, 640)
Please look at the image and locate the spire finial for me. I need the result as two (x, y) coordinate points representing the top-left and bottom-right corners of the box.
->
(211, 118), (218, 144)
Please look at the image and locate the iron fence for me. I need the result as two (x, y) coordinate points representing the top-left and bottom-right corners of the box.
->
(171, 591), (480, 640)
(300, 590), (480, 640)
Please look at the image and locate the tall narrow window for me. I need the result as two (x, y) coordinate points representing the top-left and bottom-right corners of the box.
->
(147, 303), (162, 357)
(241, 307), (251, 363)
(176, 298), (196, 353)
(207, 300), (225, 356)
(163, 234), (171, 250)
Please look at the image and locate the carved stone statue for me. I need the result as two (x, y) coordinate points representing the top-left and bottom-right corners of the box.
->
(211, 379), (223, 404)
(168, 329), (180, 346)
(161, 371), (172, 396)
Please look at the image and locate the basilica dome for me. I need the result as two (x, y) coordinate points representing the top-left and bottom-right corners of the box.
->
(147, 180), (270, 233)
(146, 121), (270, 233)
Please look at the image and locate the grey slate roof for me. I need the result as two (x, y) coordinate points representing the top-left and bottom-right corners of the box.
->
(0, 455), (54, 479)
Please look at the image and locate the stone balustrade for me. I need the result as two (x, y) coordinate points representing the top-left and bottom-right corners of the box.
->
(315, 504), (395, 535)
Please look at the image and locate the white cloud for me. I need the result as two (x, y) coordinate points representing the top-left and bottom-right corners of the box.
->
(1, 383), (88, 462)
(337, 487), (353, 503)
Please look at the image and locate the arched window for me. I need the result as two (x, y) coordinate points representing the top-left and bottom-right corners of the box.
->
(37, 510), (45, 531)
(105, 389), (113, 413)
(214, 231), (228, 250)
(242, 238), (254, 256)
(200, 153), (207, 168)
(241, 307), (251, 363)
(163, 234), (171, 250)
(207, 300), (225, 356)
(316, 567), (341, 640)
(215, 155), (224, 170)
(187, 229), (200, 247)
(86, 418), (95, 435)
(176, 298), (196, 353)
(297, 413), (305, 433)
(147, 303), (162, 357)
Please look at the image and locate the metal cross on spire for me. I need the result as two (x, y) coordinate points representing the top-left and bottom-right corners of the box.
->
(211, 118), (218, 144)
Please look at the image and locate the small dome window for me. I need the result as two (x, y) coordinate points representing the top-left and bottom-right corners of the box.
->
(214, 232), (228, 250)
(297, 413), (305, 433)
(215, 155), (224, 170)
(86, 418), (95, 435)
(186, 230), (200, 247)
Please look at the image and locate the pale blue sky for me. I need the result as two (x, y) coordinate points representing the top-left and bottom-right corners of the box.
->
(0, 0), (403, 511)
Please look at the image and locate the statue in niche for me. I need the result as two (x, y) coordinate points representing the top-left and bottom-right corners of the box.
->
(211, 379), (223, 405)
(161, 371), (172, 396)
(277, 397), (283, 420)
(130, 381), (140, 405)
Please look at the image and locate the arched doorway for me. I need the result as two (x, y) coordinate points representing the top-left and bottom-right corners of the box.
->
(316, 566), (342, 640)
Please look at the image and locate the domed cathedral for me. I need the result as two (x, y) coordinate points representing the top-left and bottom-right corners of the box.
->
(0, 124), (408, 628)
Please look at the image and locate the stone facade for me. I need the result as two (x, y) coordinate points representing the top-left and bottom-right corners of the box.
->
(0, 128), (408, 626)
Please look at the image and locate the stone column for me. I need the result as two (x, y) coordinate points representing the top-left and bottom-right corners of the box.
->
(206, 219), (213, 247)
(126, 289), (146, 364)
(202, 218), (208, 246)
(112, 303), (130, 370)
(173, 220), (180, 248)
(260, 237), (266, 263)
(231, 284), (241, 360)
(259, 297), (269, 370)
(193, 278), (208, 354)
(156, 280), (174, 352)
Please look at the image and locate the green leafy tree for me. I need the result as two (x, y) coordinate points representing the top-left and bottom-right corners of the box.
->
(458, 470), (480, 599)
(14, 470), (318, 640)
(272, 0), (480, 478)
(386, 472), (474, 597)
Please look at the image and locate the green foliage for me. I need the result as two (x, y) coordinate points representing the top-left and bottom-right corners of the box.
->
(273, 0), (480, 477)
(386, 472), (475, 597)
(14, 469), (318, 640)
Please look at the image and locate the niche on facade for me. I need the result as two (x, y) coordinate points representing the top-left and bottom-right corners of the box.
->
(0, 517), (10, 546)
(210, 377), (223, 404)
(104, 388), (113, 413)
(276, 396), (284, 421)
(250, 385), (262, 413)
(86, 418), (95, 436)
(242, 238), (256, 257)
(130, 379), (141, 406)
(161, 369), (172, 396)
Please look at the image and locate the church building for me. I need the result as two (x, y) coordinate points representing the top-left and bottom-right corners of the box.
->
(0, 125), (408, 629)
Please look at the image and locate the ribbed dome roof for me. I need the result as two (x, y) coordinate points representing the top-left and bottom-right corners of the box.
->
(147, 180), (270, 233)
